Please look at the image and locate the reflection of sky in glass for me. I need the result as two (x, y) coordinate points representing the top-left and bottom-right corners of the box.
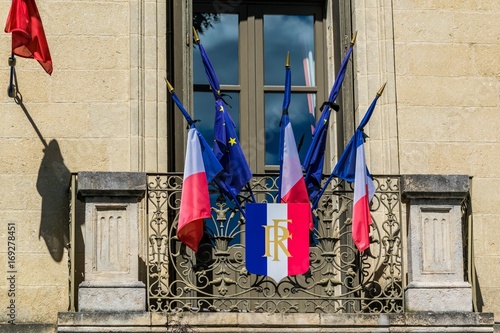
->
(194, 92), (240, 147)
(265, 93), (316, 165)
(264, 15), (314, 86)
(194, 14), (239, 85)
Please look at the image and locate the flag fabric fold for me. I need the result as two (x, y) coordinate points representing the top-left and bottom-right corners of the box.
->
(279, 114), (310, 207)
(332, 92), (380, 182)
(178, 127), (222, 252)
(351, 130), (375, 252)
(167, 80), (224, 252)
(213, 99), (252, 198)
(5, 0), (53, 74)
(303, 41), (354, 205)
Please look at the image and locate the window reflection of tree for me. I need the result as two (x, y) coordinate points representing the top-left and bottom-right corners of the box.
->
(193, 13), (220, 34)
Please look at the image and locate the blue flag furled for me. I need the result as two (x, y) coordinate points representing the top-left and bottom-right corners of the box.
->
(277, 52), (292, 201)
(193, 28), (253, 199)
(315, 83), (386, 209)
(303, 33), (356, 206)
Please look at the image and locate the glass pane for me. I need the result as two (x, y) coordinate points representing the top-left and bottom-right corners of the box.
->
(193, 14), (239, 85)
(194, 91), (241, 147)
(265, 93), (316, 165)
(264, 15), (315, 86)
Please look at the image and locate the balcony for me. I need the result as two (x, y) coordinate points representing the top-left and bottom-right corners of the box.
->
(145, 173), (403, 313)
(60, 172), (491, 332)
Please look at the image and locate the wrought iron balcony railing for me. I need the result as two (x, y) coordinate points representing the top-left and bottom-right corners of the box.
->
(146, 173), (404, 313)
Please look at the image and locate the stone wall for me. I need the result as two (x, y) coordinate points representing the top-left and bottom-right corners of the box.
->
(389, 1), (500, 316)
(0, 0), (128, 325)
(0, 0), (166, 325)
(349, 0), (500, 318)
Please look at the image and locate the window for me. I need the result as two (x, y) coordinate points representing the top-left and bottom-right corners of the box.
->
(192, 1), (328, 173)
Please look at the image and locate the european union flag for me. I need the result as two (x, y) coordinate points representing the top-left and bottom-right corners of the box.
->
(194, 28), (253, 199)
(213, 99), (252, 197)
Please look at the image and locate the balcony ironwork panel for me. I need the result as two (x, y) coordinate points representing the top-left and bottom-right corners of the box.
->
(146, 173), (403, 313)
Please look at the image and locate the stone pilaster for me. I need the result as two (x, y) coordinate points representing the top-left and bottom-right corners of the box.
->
(77, 171), (146, 312)
(401, 174), (472, 312)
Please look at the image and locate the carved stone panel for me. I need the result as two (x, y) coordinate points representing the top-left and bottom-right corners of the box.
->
(84, 200), (138, 282)
(421, 207), (453, 274)
(93, 205), (129, 274)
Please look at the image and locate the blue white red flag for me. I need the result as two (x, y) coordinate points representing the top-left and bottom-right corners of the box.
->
(177, 128), (214, 252)
(279, 118), (313, 229)
(245, 203), (310, 282)
(329, 84), (385, 251)
(351, 130), (375, 252)
(278, 54), (313, 229)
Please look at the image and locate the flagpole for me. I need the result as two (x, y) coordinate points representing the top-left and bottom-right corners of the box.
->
(8, 55), (16, 98)
(277, 52), (291, 202)
(312, 83), (386, 209)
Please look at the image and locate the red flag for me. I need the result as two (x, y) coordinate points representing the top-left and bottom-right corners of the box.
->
(5, 0), (53, 75)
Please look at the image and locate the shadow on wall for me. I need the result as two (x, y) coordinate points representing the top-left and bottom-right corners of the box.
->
(37, 139), (71, 262)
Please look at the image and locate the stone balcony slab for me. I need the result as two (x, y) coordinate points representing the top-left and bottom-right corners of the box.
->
(77, 171), (146, 197)
(57, 312), (495, 333)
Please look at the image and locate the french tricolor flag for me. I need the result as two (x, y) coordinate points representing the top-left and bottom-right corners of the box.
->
(331, 85), (384, 252)
(245, 203), (310, 282)
(352, 130), (375, 252)
(279, 118), (314, 230)
(177, 128), (211, 252)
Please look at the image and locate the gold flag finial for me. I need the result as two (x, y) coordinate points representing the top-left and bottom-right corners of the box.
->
(350, 31), (358, 45)
(377, 82), (387, 97)
(164, 78), (174, 93)
(285, 51), (290, 68)
(192, 27), (200, 44)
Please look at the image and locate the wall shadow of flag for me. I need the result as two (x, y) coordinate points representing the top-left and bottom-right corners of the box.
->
(36, 139), (71, 262)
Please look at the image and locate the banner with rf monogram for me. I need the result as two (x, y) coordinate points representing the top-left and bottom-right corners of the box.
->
(245, 203), (310, 282)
